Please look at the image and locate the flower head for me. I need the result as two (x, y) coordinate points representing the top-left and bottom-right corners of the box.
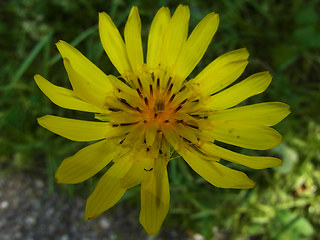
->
(35, 5), (290, 235)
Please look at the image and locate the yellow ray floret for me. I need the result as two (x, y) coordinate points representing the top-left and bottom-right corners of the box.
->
(35, 4), (290, 235)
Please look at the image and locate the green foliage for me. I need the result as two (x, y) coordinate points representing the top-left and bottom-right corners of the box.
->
(1, 0), (319, 239)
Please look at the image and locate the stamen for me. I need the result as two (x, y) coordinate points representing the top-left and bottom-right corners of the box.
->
(118, 98), (134, 109)
(119, 122), (139, 126)
(180, 99), (188, 105)
(179, 85), (186, 92)
(136, 88), (143, 98)
(109, 108), (122, 112)
(168, 83), (173, 94)
(175, 105), (182, 112)
(186, 124), (199, 129)
(156, 78), (160, 89)
(144, 97), (149, 106)
(182, 137), (192, 144)
(190, 114), (208, 119)
(155, 100), (165, 111)
(166, 77), (172, 88)
(149, 85), (153, 95)
(137, 78), (143, 90)
(190, 144), (207, 156)
(151, 72), (155, 82)
(169, 94), (176, 102)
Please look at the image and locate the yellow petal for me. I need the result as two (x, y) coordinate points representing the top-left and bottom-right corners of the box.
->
(124, 7), (144, 71)
(206, 71), (272, 110)
(209, 102), (290, 126)
(175, 12), (219, 80)
(34, 74), (103, 113)
(99, 12), (131, 75)
(38, 115), (110, 142)
(180, 150), (255, 189)
(161, 125), (181, 150)
(190, 48), (249, 96)
(160, 5), (190, 68)
(145, 122), (159, 147)
(210, 121), (282, 150)
(147, 7), (171, 69)
(85, 155), (133, 220)
(63, 58), (110, 108)
(55, 140), (119, 184)
(139, 158), (170, 235)
(120, 157), (154, 189)
(56, 41), (113, 91)
(201, 143), (282, 169)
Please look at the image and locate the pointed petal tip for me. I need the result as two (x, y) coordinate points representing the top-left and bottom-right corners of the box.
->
(55, 40), (65, 48)
(37, 115), (48, 126)
(247, 179), (256, 188)
(274, 158), (283, 167)
(34, 74), (41, 82)
(98, 11), (108, 19)
(84, 211), (99, 221)
(235, 178), (255, 189)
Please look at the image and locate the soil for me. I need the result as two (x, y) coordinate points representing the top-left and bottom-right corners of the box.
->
(0, 173), (190, 240)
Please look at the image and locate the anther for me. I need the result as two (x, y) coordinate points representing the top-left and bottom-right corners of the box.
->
(156, 78), (160, 89)
(168, 83), (173, 94)
(166, 77), (172, 88)
(180, 99), (188, 105)
(136, 88), (142, 98)
(109, 108), (122, 112)
(182, 137), (192, 144)
(187, 124), (199, 129)
(151, 72), (155, 82)
(144, 97), (149, 106)
(118, 98), (134, 109)
(119, 122), (139, 126)
(169, 94), (176, 102)
(175, 105), (182, 112)
(137, 78), (143, 90)
(179, 85), (186, 92)
(149, 85), (153, 95)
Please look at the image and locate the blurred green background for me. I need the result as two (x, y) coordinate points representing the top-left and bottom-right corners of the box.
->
(0, 0), (320, 239)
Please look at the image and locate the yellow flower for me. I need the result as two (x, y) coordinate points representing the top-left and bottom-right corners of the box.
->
(35, 5), (290, 235)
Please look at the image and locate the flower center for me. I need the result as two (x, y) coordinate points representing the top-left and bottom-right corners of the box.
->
(102, 67), (206, 154)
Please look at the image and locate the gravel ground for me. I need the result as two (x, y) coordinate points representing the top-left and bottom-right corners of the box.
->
(0, 173), (190, 240)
